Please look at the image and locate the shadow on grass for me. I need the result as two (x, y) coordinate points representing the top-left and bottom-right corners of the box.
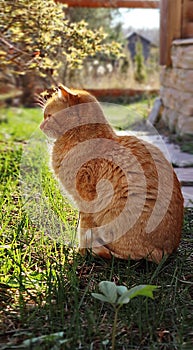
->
(0, 208), (193, 349)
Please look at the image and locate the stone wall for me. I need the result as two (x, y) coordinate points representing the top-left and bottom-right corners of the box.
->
(160, 39), (193, 136)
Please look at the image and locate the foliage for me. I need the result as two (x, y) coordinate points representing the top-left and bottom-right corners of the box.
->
(92, 281), (157, 305)
(66, 7), (125, 43)
(0, 0), (122, 82)
(92, 281), (157, 349)
(134, 40), (147, 83)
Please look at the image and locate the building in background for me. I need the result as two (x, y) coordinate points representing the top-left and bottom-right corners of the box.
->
(126, 32), (156, 61)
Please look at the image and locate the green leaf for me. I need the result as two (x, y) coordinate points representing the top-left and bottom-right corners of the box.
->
(92, 283), (157, 305)
(117, 295), (130, 304)
(116, 285), (128, 295)
(118, 285), (157, 305)
(91, 293), (109, 303)
(129, 285), (158, 299)
(116, 285), (130, 304)
(22, 331), (65, 346)
(99, 281), (117, 304)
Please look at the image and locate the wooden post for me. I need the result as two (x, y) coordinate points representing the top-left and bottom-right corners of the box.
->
(160, 0), (182, 66)
(182, 0), (193, 38)
(55, 0), (159, 8)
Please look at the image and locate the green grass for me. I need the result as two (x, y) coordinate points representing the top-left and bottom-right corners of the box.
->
(0, 106), (193, 349)
(156, 121), (193, 156)
(102, 97), (154, 131)
(170, 134), (193, 155)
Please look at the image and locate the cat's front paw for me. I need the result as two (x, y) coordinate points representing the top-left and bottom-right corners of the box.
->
(78, 245), (112, 259)
(92, 246), (112, 259)
(78, 247), (87, 256)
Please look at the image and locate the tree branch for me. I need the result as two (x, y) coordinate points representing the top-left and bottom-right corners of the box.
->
(0, 36), (31, 57)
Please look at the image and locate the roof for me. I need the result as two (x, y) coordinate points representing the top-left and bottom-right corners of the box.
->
(125, 31), (156, 46)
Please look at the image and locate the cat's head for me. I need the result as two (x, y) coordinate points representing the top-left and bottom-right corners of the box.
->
(40, 85), (98, 139)
(43, 85), (97, 119)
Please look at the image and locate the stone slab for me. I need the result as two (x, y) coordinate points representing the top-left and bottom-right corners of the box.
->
(171, 44), (193, 69)
(163, 139), (193, 167)
(161, 107), (179, 133)
(160, 86), (193, 116)
(173, 39), (193, 46)
(160, 67), (193, 93)
(174, 168), (193, 185)
(177, 115), (193, 136)
(161, 106), (193, 137)
(148, 98), (162, 125)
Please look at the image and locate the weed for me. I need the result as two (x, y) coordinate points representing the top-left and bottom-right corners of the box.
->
(92, 281), (157, 349)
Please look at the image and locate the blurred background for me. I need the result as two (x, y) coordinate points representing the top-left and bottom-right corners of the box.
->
(0, 1), (160, 107)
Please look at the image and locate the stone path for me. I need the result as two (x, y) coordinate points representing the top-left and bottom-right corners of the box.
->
(175, 168), (193, 186)
(162, 138), (193, 167)
(174, 168), (193, 207)
(162, 138), (193, 207)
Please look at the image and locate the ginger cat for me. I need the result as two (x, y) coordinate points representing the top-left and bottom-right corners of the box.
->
(40, 85), (184, 263)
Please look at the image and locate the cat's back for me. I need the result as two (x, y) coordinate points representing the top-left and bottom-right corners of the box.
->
(116, 133), (183, 210)
(117, 134), (177, 184)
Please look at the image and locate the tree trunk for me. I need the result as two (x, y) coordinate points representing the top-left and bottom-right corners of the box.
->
(20, 72), (37, 107)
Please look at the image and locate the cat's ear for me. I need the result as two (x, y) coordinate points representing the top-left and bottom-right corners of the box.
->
(58, 85), (78, 100)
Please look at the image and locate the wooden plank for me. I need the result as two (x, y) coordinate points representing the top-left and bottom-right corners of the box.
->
(160, 0), (182, 66)
(182, 23), (193, 38)
(87, 88), (159, 99)
(182, 0), (193, 37)
(55, 0), (160, 8)
(183, 1), (193, 21)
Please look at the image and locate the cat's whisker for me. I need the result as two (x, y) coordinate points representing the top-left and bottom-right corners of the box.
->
(37, 96), (45, 103)
(34, 97), (44, 104)
(34, 94), (47, 108)
(36, 102), (45, 108)
(34, 99), (46, 108)
(34, 93), (43, 101)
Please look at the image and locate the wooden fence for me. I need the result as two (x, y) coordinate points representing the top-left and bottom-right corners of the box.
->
(87, 88), (159, 102)
(160, 0), (193, 66)
(56, 0), (159, 8)
(182, 0), (193, 38)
